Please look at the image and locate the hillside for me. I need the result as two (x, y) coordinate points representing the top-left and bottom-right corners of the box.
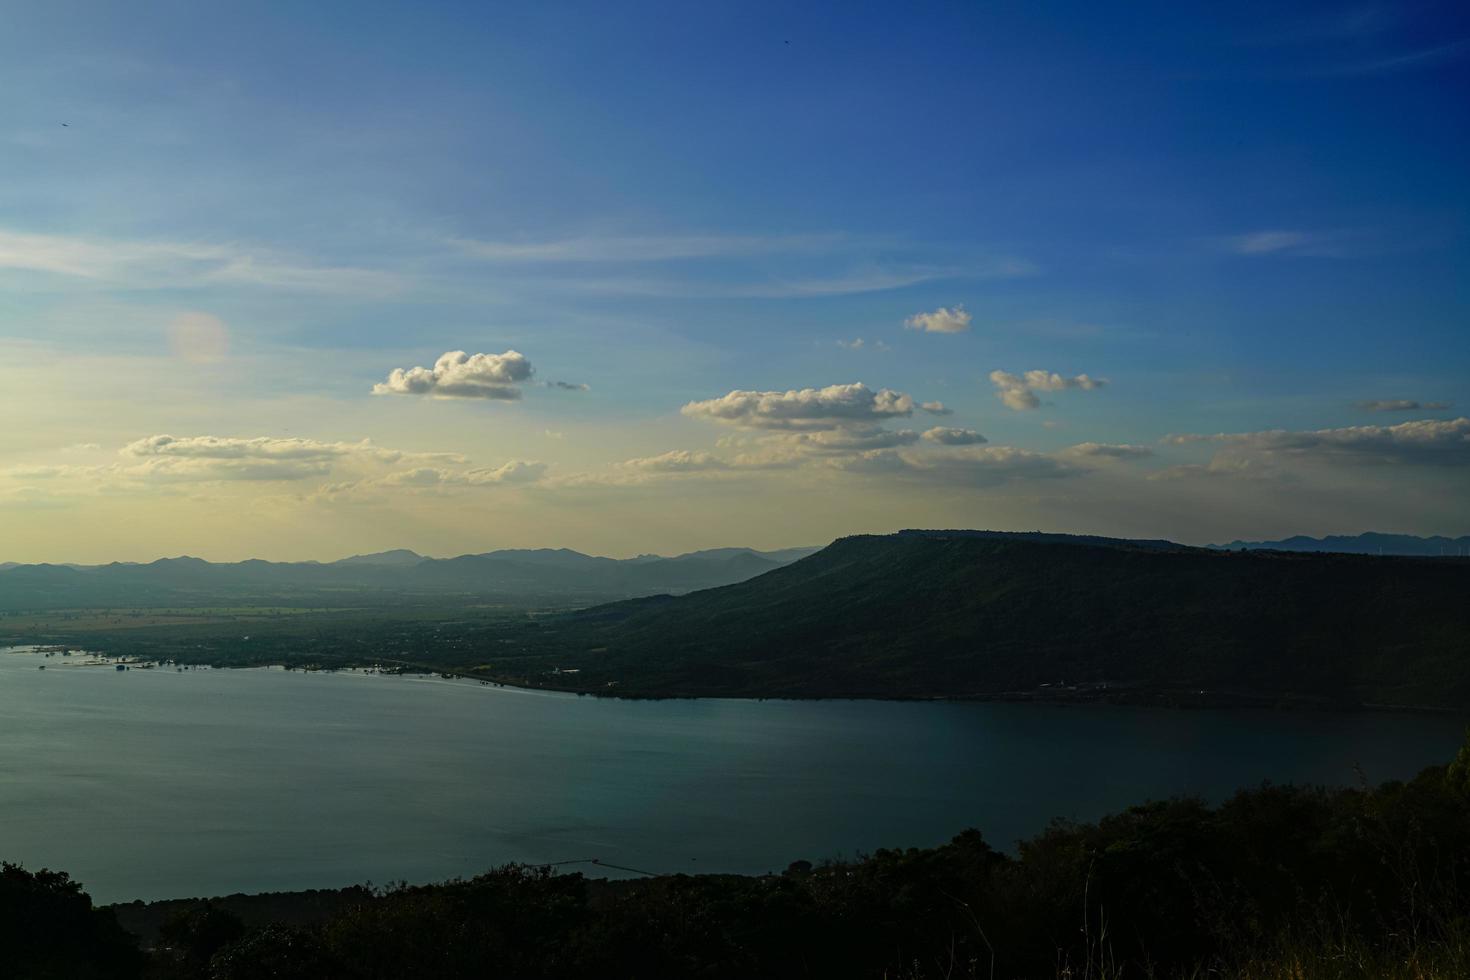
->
(493, 531), (1470, 707)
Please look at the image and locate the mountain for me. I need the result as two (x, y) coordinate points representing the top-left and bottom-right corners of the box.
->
(0, 545), (817, 610)
(1210, 532), (1470, 557)
(495, 531), (1470, 708)
(332, 549), (423, 566)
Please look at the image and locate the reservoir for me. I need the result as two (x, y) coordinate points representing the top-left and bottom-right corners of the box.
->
(2, 646), (1463, 904)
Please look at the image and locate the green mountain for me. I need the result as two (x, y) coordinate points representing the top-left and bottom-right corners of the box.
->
(501, 530), (1470, 707)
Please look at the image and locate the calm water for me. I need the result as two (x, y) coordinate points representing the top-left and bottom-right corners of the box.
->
(1, 646), (1463, 904)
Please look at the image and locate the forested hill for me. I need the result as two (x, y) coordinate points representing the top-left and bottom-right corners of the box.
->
(505, 531), (1470, 708)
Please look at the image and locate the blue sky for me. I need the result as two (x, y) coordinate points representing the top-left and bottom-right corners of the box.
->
(1, 1), (1466, 560)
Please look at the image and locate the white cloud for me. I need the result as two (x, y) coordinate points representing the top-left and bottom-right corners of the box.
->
(989, 369), (1107, 411)
(545, 380), (590, 391)
(682, 382), (916, 430)
(373, 350), (534, 400)
(921, 427), (987, 446)
(837, 338), (865, 350)
(920, 401), (953, 416)
(904, 305), (972, 334)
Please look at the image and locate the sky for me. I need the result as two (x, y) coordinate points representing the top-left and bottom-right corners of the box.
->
(1, 0), (1467, 562)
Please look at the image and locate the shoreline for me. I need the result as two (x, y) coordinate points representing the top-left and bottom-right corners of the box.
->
(7, 645), (1464, 717)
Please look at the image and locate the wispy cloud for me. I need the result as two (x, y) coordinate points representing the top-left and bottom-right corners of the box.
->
(1314, 37), (1470, 76)
(451, 233), (848, 263)
(0, 227), (401, 294)
(1164, 417), (1470, 467)
(1216, 229), (1361, 257)
(1354, 399), (1451, 412)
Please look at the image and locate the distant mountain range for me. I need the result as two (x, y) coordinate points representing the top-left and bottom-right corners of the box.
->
(1209, 532), (1470, 557)
(0, 546), (822, 611)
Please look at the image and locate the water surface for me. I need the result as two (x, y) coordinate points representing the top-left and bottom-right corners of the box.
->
(1, 647), (1462, 904)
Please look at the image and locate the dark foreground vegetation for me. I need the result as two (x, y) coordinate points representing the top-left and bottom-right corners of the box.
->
(8, 734), (1470, 979)
(12, 531), (1468, 710)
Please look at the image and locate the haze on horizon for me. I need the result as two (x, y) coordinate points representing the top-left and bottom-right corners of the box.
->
(2, 1), (1467, 564)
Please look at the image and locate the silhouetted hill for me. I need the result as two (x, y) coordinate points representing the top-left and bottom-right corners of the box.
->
(1210, 532), (1470, 557)
(501, 531), (1470, 707)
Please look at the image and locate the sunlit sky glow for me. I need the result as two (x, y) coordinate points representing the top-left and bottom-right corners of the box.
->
(2, 1), (1467, 562)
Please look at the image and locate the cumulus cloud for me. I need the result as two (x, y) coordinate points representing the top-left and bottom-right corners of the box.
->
(904, 305), (972, 334)
(920, 401), (953, 416)
(921, 427), (988, 446)
(1164, 417), (1470, 468)
(989, 369), (1107, 411)
(1354, 399), (1451, 412)
(682, 382), (916, 430)
(373, 350), (534, 400)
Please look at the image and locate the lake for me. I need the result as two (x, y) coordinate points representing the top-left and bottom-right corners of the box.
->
(2, 646), (1463, 905)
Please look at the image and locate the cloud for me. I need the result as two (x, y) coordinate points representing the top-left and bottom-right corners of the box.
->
(904, 305), (972, 334)
(0, 227), (399, 294)
(682, 382), (916, 431)
(832, 445), (1077, 487)
(1216, 229), (1367, 258)
(545, 380), (590, 391)
(920, 401), (953, 416)
(115, 434), (456, 484)
(1063, 442), (1153, 459)
(373, 350), (534, 400)
(1164, 417), (1470, 468)
(123, 434), (411, 463)
(452, 233), (846, 263)
(620, 450), (730, 473)
(921, 427), (987, 446)
(783, 427), (920, 453)
(989, 370), (1107, 411)
(380, 461), (546, 487)
(1354, 399), (1451, 412)
(837, 338), (865, 350)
